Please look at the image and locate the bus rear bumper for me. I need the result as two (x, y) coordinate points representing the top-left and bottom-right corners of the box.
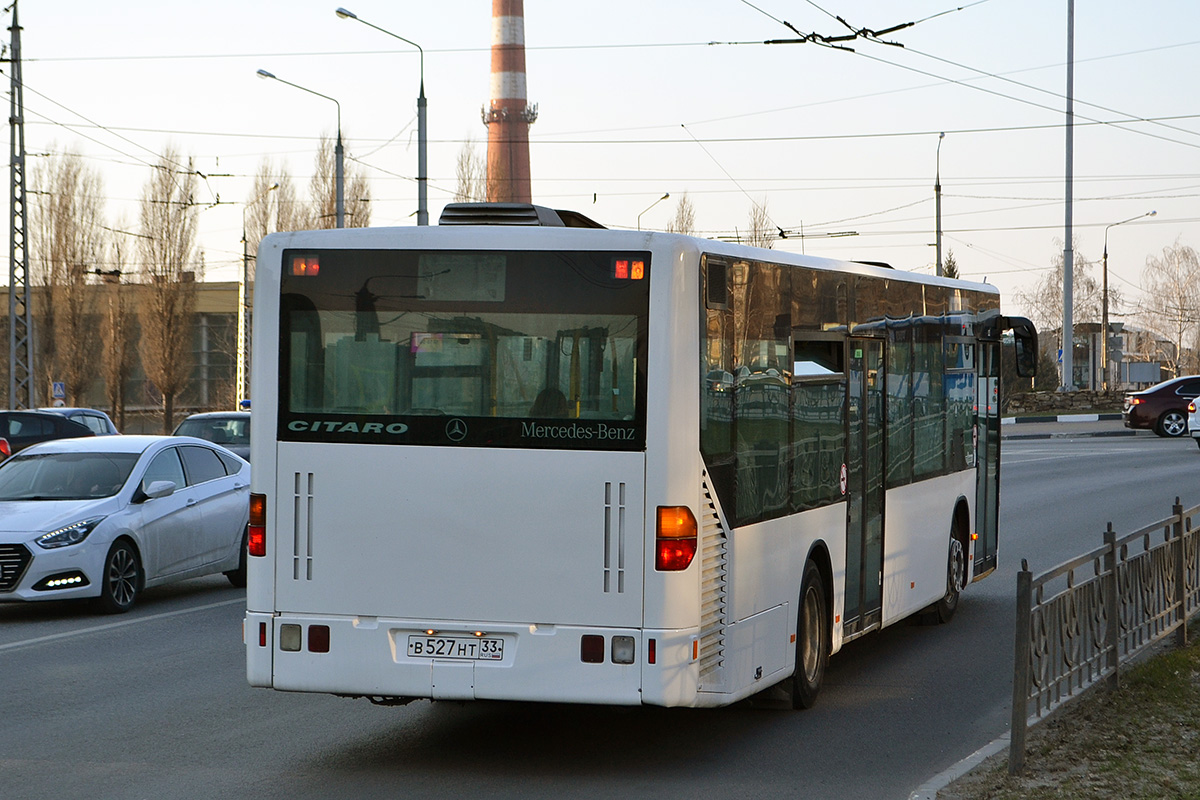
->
(246, 612), (703, 707)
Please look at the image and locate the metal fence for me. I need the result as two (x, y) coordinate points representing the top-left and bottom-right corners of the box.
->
(1009, 497), (1199, 774)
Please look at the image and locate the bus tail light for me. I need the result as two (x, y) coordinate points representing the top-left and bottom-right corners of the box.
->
(581, 634), (604, 663)
(249, 493), (267, 557)
(656, 506), (697, 571)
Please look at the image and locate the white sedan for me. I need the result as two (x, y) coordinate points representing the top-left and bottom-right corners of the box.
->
(0, 435), (249, 613)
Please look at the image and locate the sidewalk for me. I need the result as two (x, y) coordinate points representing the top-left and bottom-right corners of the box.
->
(1000, 413), (1142, 440)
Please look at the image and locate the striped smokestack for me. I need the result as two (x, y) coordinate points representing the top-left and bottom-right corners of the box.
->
(483, 0), (537, 203)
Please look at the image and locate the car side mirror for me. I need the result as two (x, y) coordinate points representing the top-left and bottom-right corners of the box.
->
(142, 480), (177, 501)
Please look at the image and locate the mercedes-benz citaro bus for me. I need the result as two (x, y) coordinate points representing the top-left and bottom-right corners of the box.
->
(244, 202), (1036, 709)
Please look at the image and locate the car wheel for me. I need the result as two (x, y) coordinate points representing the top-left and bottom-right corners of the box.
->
(224, 528), (248, 588)
(1158, 411), (1187, 438)
(791, 560), (828, 710)
(96, 540), (141, 614)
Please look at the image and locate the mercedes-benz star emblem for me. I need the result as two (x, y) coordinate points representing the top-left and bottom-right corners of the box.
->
(445, 418), (468, 442)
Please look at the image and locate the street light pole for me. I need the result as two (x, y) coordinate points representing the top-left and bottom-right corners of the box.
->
(256, 69), (344, 228)
(638, 193), (669, 231)
(1062, 0), (1075, 391)
(336, 8), (428, 226)
(240, 183), (279, 406)
(1101, 210), (1156, 391)
(935, 132), (945, 277)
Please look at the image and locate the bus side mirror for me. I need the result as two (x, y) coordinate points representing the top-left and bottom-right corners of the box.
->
(1008, 318), (1038, 378)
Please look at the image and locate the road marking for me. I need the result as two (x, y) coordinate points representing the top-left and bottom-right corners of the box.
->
(0, 597), (245, 654)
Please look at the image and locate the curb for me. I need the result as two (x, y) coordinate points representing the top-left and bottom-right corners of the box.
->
(1001, 413), (1122, 425)
(908, 732), (1011, 800)
(1001, 429), (1138, 441)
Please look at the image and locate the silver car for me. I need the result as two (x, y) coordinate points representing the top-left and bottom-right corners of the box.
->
(0, 435), (249, 613)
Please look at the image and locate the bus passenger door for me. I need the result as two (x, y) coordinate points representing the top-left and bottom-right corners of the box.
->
(845, 338), (885, 634)
(974, 341), (1000, 577)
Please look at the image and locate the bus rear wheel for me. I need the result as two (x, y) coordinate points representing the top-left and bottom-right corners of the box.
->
(791, 560), (828, 710)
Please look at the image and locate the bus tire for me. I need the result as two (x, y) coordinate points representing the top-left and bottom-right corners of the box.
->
(929, 522), (966, 624)
(791, 560), (829, 710)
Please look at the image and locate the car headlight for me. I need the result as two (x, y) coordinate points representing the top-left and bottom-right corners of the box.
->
(36, 517), (106, 549)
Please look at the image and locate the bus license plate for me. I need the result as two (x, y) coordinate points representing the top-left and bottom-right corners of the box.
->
(407, 635), (504, 661)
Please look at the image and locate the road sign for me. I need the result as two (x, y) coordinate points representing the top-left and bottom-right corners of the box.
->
(51, 381), (65, 400)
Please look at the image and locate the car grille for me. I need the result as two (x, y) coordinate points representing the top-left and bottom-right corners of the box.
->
(0, 543), (33, 592)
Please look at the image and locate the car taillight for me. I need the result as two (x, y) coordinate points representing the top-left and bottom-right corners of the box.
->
(1189, 401), (1197, 414)
(248, 492), (267, 557)
(656, 506), (698, 571)
(0, 437), (9, 459)
(1128, 397), (1143, 405)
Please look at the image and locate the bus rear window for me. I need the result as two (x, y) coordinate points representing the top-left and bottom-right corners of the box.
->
(278, 249), (650, 451)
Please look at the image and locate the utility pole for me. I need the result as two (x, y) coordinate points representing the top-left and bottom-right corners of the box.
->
(935, 132), (945, 277)
(1060, 0), (1075, 391)
(8, 0), (34, 409)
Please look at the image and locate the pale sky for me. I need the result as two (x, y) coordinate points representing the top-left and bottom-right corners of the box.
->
(11, 0), (1200, 318)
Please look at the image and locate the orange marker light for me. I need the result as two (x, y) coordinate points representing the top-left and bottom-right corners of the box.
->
(631, 260), (645, 280)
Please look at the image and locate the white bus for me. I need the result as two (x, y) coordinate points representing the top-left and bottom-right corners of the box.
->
(244, 203), (1036, 709)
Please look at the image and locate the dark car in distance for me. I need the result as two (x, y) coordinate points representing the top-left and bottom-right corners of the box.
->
(1123, 375), (1200, 437)
(172, 411), (251, 461)
(37, 407), (119, 436)
(0, 410), (95, 454)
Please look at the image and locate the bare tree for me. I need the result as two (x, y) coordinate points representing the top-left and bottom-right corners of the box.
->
(1137, 239), (1200, 376)
(31, 149), (105, 406)
(454, 136), (487, 203)
(666, 193), (696, 236)
(1014, 239), (1111, 360)
(745, 198), (774, 249)
(100, 232), (134, 431)
(309, 135), (371, 229)
(137, 148), (201, 433)
(246, 158), (307, 256)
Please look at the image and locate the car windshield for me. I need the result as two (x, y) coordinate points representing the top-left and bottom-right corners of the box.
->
(175, 418), (249, 447)
(0, 452), (140, 500)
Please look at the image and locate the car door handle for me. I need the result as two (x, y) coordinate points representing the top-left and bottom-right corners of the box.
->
(186, 498), (197, 506)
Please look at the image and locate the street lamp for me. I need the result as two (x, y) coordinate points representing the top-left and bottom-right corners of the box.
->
(256, 69), (344, 228)
(638, 193), (670, 231)
(336, 8), (428, 226)
(1101, 209), (1156, 390)
(935, 131), (945, 277)
(239, 182), (279, 406)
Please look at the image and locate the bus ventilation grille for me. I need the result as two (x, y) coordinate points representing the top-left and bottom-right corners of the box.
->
(602, 481), (627, 593)
(292, 472), (314, 581)
(698, 477), (728, 687)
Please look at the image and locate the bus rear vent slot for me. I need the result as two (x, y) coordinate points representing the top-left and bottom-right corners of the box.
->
(699, 477), (728, 686)
(292, 472), (314, 581)
(603, 481), (626, 593)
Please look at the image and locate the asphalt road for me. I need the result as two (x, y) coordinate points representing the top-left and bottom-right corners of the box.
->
(3, 430), (1197, 799)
